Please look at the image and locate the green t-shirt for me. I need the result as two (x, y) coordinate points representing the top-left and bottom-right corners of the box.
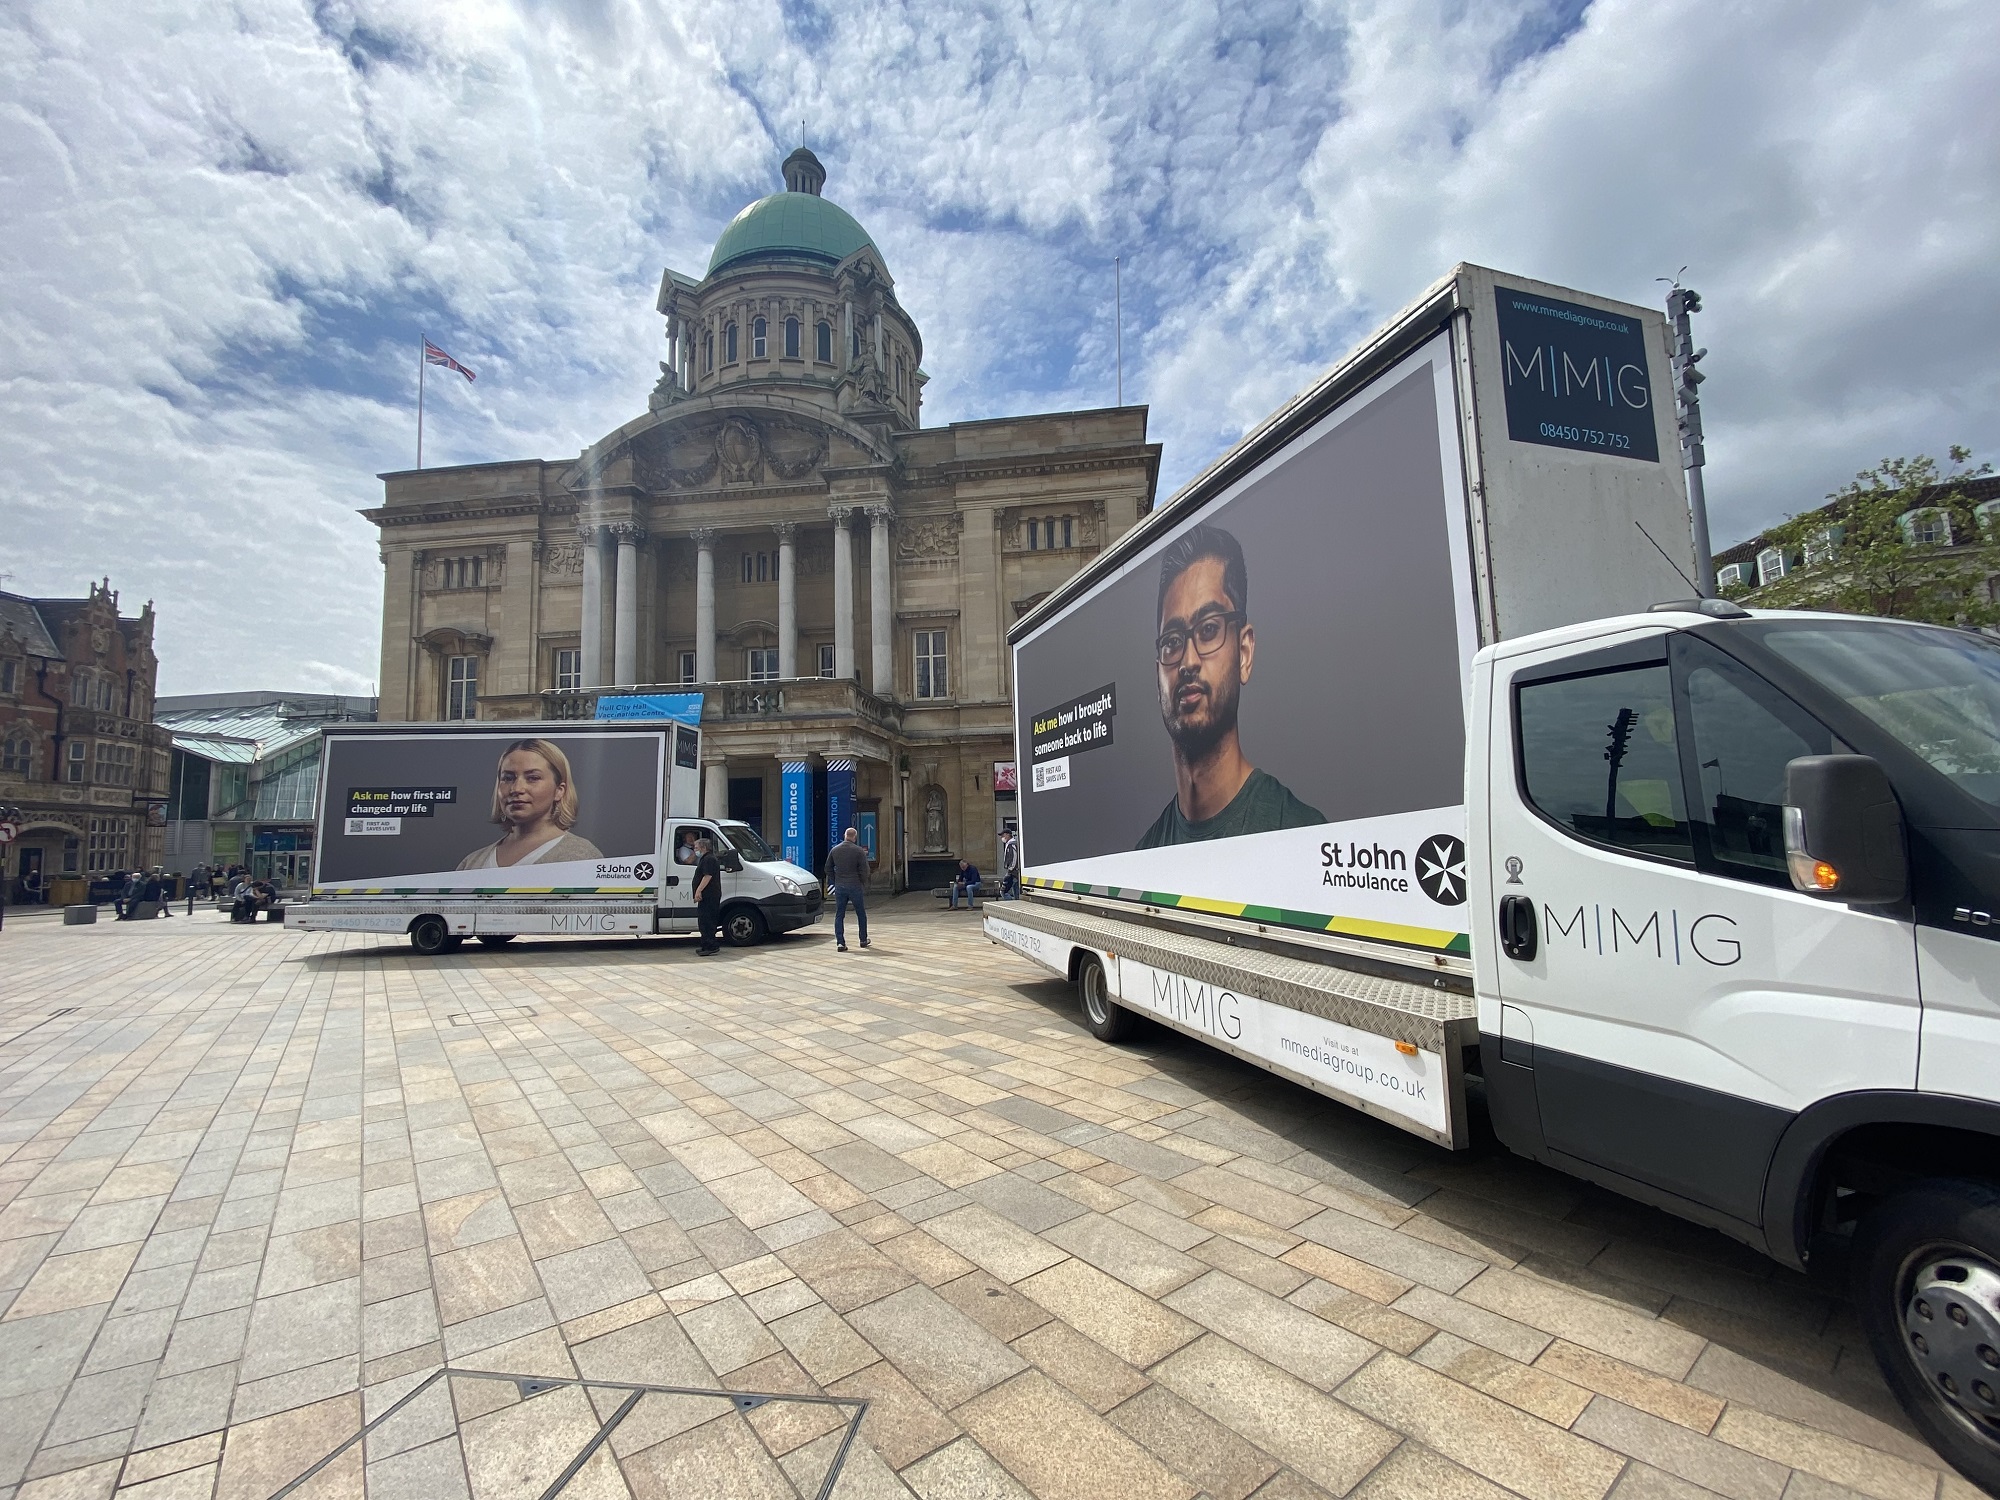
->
(1136, 768), (1326, 849)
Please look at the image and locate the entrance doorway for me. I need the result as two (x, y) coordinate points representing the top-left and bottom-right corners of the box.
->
(727, 776), (765, 837)
(14, 846), (46, 904)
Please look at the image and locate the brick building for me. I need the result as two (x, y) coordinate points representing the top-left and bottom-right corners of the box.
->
(0, 581), (172, 904)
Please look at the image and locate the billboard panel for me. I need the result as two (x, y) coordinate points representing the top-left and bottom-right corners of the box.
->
(1011, 334), (1478, 953)
(316, 730), (665, 895)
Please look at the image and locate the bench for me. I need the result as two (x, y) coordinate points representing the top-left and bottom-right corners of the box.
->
(930, 885), (982, 909)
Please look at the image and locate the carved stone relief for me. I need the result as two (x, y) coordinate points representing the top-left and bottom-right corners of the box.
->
(922, 784), (948, 853)
(541, 542), (584, 579)
(897, 515), (962, 560)
(630, 416), (830, 493)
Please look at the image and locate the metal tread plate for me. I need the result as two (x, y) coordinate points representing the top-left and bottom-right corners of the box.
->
(1001, 902), (1477, 1050)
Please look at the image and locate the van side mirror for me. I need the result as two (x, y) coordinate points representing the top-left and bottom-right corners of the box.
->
(1783, 755), (1907, 905)
(720, 850), (744, 873)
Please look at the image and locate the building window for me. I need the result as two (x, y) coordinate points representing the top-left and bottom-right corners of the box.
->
(817, 644), (835, 678)
(815, 321), (832, 363)
(62, 836), (79, 875)
(724, 322), (738, 364)
(1063, 517), (1074, 549)
(1803, 526), (1842, 567)
(68, 740), (87, 782)
(895, 356), (905, 396)
(747, 648), (779, 682)
(70, 674), (89, 707)
(1716, 563), (1744, 589)
(440, 556), (484, 590)
(1901, 509), (1951, 546)
(679, 651), (697, 686)
(446, 655), (479, 721)
(94, 742), (135, 786)
(1977, 499), (2000, 538)
(914, 629), (949, 700)
(1755, 548), (1787, 586)
(0, 660), (16, 696)
(1, 735), (29, 773)
(741, 552), (776, 583)
(784, 317), (800, 358)
(703, 333), (714, 373)
(552, 648), (581, 691)
(87, 816), (129, 873)
(752, 316), (767, 359)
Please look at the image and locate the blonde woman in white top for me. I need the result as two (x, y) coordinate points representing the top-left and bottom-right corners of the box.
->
(456, 739), (604, 869)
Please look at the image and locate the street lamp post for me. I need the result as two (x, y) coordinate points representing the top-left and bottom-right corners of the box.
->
(1666, 284), (1715, 597)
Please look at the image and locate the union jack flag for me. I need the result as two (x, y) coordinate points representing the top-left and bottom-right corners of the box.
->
(423, 340), (476, 382)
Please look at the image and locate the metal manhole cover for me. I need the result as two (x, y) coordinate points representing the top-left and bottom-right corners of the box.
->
(447, 1007), (538, 1026)
(269, 1366), (868, 1499)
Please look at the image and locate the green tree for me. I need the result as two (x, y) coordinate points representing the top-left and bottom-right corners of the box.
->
(1729, 448), (1999, 626)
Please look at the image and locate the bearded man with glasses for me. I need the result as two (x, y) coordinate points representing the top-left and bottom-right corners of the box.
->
(1136, 524), (1324, 848)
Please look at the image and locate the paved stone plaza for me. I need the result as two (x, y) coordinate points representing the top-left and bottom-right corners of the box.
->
(0, 902), (1975, 1499)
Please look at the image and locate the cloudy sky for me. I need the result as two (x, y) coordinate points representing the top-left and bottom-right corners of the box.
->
(3, 0), (1994, 694)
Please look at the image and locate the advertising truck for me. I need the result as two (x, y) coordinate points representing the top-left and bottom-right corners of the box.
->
(987, 264), (2000, 1487)
(291, 721), (822, 951)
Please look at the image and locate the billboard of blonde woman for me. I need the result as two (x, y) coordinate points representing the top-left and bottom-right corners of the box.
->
(316, 727), (663, 895)
(457, 739), (605, 869)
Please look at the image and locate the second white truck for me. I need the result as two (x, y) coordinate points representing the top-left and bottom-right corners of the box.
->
(989, 265), (2000, 1489)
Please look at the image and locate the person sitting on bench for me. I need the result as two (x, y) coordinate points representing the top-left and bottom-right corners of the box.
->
(948, 858), (983, 909)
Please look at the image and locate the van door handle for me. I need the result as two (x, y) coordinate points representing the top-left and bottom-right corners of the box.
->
(1499, 895), (1538, 960)
(665, 876), (679, 887)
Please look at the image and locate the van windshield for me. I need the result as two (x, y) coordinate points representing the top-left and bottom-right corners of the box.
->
(718, 822), (780, 862)
(1754, 620), (2000, 812)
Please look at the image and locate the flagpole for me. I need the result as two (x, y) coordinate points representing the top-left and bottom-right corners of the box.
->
(416, 336), (426, 470)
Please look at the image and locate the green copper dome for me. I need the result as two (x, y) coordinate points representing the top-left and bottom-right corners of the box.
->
(707, 191), (878, 277)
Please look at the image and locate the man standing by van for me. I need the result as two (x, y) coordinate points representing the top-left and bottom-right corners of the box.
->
(824, 827), (869, 952)
(1139, 523), (1324, 847)
(692, 836), (724, 956)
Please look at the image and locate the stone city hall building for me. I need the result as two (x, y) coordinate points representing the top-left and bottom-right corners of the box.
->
(369, 149), (1158, 884)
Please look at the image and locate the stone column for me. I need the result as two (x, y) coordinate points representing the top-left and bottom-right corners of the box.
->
(868, 507), (893, 698)
(579, 524), (605, 689)
(831, 506), (855, 680)
(776, 522), (798, 680)
(613, 524), (643, 687)
(703, 760), (728, 820)
(693, 528), (717, 684)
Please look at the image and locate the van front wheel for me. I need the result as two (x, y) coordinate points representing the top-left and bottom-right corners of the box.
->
(1076, 954), (1134, 1043)
(1853, 1178), (2000, 1494)
(724, 906), (767, 947)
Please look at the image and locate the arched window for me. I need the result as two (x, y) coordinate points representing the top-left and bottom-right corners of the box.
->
(815, 321), (832, 363)
(724, 323), (738, 365)
(742, 553), (754, 584)
(784, 317), (800, 359)
(1, 735), (30, 773)
(752, 316), (767, 359)
(895, 356), (905, 396)
(703, 333), (714, 373)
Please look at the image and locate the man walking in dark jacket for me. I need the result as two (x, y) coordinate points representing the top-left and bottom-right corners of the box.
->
(693, 837), (724, 955)
(824, 827), (869, 952)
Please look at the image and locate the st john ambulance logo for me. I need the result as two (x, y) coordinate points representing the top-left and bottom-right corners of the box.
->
(633, 862), (655, 881)
(1415, 835), (1467, 905)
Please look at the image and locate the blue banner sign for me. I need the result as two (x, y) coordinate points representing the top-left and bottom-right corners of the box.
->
(827, 758), (855, 860)
(857, 811), (878, 863)
(781, 761), (810, 869)
(595, 693), (703, 724)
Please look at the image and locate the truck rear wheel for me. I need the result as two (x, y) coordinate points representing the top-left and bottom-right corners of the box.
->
(410, 916), (449, 956)
(724, 906), (767, 947)
(1076, 954), (1135, 1043)
(1852, 1178), (2000, 1493)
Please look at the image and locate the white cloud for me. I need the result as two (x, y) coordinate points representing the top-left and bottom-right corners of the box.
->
(0, 0), (1992, 693)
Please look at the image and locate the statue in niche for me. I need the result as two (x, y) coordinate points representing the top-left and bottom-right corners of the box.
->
(922, 785), (948, 853)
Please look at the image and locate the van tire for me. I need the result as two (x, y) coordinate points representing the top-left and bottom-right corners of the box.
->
(1852, 1178), (2000, 1494)
(723, 905), (767, 947)
(410, 916), (449, 956)
(477, 934), (515, 946)
(1076, 954), (1134, 1043)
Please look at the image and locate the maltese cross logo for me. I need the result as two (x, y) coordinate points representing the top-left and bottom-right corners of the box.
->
(1414, 835), (1467, 906)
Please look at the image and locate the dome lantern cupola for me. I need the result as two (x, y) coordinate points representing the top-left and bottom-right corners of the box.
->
(782, 148), (826, 196)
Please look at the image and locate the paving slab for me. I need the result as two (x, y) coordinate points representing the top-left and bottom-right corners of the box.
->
(0, 901), (1965, 1499)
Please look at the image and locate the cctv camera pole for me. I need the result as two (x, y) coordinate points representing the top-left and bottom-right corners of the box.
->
(1667, 286), (1715, 596)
